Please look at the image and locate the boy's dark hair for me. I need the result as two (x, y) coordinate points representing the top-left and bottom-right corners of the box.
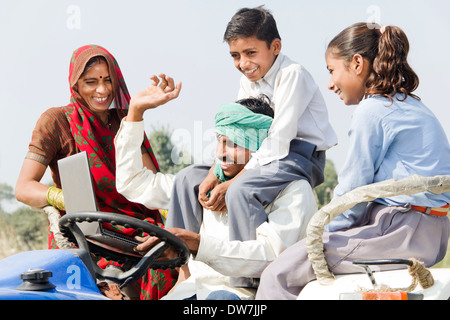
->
(223, 6), (281, 48)
(237, 94), (274, 118)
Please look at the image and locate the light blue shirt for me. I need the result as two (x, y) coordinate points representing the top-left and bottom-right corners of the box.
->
(327, 94), (450, 231)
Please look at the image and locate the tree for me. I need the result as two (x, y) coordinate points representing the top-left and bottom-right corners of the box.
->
(314, 159), (338, 208)
(0, 183), (14, 213)
(147, 124), (193, 174)
(4, 206), (47, 248)
(0, 183), (47, 258)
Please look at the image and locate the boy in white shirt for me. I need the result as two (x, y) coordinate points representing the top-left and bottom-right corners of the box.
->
(165, 6), (337, 287)
(115, 93), (318, 300)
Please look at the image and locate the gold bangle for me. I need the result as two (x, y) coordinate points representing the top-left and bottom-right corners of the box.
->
(159, 209), (168, 219)
(47, 187), (65, 211)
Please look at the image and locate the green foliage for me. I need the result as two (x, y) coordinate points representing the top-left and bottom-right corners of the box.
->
(0, 183), (14, 201)
(314, 159), (338, 208)
(3, 207), (47, 246)
(148, 124), (193, 174)
(0, 206), (47, 259)
(0, 183), (14, 212)
(0, 183), (47, 258)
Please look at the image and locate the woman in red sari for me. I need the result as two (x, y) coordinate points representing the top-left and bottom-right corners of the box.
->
(15, 45), (181, 300)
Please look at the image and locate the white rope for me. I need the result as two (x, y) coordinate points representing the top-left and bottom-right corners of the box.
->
(305, 175), (450, 285)
(42, 205), (74, 249)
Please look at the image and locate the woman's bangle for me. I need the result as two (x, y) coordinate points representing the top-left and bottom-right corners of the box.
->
(46, 186), (65, 211)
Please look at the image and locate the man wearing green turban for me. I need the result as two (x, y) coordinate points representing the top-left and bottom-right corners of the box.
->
(212, 102), (273, 184)
(115, 89), (318, 300)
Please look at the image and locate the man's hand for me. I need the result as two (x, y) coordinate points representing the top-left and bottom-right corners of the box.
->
(135, 227), (201, 257)
(128, 73), (182, 121)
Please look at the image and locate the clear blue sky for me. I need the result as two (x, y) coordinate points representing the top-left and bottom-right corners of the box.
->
(1, 0), (449, 190)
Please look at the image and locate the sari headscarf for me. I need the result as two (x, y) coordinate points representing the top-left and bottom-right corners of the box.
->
(61, 45), (176, 300)
(63, 45), (159, 222)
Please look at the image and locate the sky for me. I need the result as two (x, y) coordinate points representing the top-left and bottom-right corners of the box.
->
(1, 0), (449, 196)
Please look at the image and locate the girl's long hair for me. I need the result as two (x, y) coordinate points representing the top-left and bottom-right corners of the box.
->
(327, 22), (420, 102)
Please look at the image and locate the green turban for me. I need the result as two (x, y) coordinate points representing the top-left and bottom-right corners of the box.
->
(212, 103), (273, 183)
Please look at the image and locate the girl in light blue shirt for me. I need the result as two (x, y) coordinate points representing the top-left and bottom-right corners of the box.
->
(328, 93), (450, 231)
(256, 23), (450, 300)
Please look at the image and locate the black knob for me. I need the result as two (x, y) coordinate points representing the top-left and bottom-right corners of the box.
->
(17, 269), (56, 291)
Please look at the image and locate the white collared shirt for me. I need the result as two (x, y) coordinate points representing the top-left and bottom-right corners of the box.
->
(114, 120), (318, 300)
(238, 53), (338, 170)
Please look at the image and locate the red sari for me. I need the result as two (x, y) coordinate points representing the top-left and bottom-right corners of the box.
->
(51, 45), (177, 300)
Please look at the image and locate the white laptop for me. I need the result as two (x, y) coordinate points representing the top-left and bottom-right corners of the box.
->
(58, 151), (99, 236)
(58, 151), (140, 256)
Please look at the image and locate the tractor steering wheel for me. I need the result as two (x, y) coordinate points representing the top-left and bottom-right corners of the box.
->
(59, 211), (189, 288)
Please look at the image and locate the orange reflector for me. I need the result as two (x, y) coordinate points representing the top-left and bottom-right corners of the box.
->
(362, 292), (408, 300)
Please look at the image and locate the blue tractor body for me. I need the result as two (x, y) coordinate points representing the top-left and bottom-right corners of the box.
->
(0, 249), (108, 300)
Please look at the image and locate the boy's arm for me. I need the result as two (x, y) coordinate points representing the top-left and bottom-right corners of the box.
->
(199, 168), (246, 212)
(197, 162), (219, 207)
